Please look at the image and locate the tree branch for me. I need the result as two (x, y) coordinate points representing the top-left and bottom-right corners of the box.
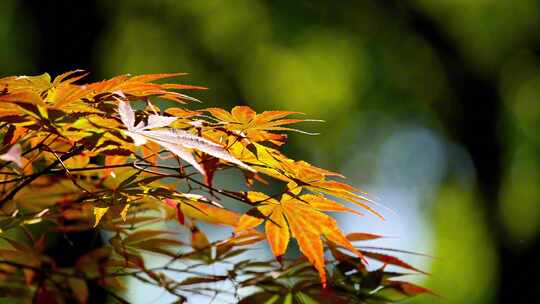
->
(0, 145), (84, 208)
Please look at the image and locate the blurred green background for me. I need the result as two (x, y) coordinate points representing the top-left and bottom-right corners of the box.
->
(1, 0), (540, 303)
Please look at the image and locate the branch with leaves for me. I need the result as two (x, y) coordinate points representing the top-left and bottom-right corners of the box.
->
(0, 71), (433, 303)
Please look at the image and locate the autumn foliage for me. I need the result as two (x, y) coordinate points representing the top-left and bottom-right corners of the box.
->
(0, 71), (431, 303)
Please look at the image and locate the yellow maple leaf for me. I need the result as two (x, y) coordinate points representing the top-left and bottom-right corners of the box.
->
(93, 207), (109, 228)
(236, 191), (366, 287)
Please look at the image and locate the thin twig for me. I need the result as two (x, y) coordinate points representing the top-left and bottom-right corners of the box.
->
(0, 145), (84, 208)
(43, 146), (90, 194)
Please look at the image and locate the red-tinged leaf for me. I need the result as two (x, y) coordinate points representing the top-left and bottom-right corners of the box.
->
(163, 198), (185, 225)
(100, 148), (132, 156)
(176, 206), (185, 225)
(179, 275), (227, 286)
(346, 232), (384, 241)
(357, 246), (434, 258)
(201, 155), (220, 188)
(385, 280), (436, 297)
(362, 251), (427, 274)
(34, 234), (47, 252)
(328, 243), (367, 272)
(164, 198), (176, 209)
(35, 286), (58, 304)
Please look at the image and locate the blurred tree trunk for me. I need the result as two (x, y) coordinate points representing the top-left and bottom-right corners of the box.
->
(21, 1), (108, 302)
(395, 2), (540, 303)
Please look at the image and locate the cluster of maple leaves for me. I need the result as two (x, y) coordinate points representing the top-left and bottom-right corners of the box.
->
(0, 71), (432, 303)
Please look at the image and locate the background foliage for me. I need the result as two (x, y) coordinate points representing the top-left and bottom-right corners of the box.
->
(1, 0), (539, 303)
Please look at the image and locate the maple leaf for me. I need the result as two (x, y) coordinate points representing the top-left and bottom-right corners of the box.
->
(117, 100), (253, 175)
(235, 191), (365, 287)
(384, 280), (437, 297)
(0, 70), (428, 302)
(205, 106), (318, 146)
(87, 73), (205, 104)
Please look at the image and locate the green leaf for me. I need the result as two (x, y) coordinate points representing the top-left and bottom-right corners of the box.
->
(263, 294), (280, 304)
(283, 293), (293, 304)
(294, 292), (319, 304)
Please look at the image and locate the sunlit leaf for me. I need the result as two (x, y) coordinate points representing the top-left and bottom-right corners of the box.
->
(120, 204), (130, 222)
(118, 100), (253, 175)
(346, 232), (384, 241)
(93, 207), (109, 228)
(0, 70), (427, 303)
(283, 205), (326, 287)
(265, 206), (290, 260)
